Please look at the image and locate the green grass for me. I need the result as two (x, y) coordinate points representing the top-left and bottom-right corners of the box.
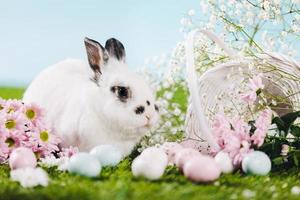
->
(0, 87), (24, 99)
(1, 87), (300, 200)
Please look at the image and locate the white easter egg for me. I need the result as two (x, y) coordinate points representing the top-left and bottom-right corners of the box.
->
(214, 151), (234, 173)
(242, 151), (271, 175)
(90, 145), (122, 167)
(69, 153), (101, 178)
(131, 146), (168, 180)
(131, 155), (167, 180)
(141, 147), (168, 165)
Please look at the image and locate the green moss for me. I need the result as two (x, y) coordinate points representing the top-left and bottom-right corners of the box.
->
(0, 87), (300, 200)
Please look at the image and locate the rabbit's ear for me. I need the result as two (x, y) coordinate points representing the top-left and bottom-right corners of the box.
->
(105, 38), (126, 62)
(84, 37), (108, 74)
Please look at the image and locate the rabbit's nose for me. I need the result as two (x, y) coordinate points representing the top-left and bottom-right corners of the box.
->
(145, 115), (150, 121)
(135, 106), (145, 114)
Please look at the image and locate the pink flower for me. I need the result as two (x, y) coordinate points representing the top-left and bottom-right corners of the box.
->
(0, 98), (6, 113)
(6, 130), (27, 148)
(222, 131), (252, 166)
(212, 114), (231, 148)
(230, 117), (251, 140)
(240, 75), (264, 105)
(249, 74), (264, 91)
(251, 109), (272, 147)
(0, 99), (61, 163)
(281, 144), (289, 156)
(23, 103), (44, 126)
(240, 91), (257, 104)
(212, 114), (253, 166)
(29, 123), (61, 157)
(3, 99), (24, 114)
(58, 146), (79, 158)
(0, 130), (26, 162)
(0, 140), (9, 162)
(1, 113), (26, 132)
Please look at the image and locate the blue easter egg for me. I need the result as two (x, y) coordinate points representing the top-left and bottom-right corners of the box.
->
(90, 145), (122, 167)
(242, 151), (271, 175)
(69, 152), (101, 178)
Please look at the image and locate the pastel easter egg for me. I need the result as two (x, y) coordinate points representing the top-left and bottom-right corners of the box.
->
(9, 147), (37, 170)
(214, 151), (234, 173)
(174, 148), (201, 169)
(69, 152), (101, 178)
(161, 142), (183, 165)
(183, 156), (221, 183)
(242, 151), (271, 175)
(131, 155), (167, 180)
(90, 145), (122, 167)
(140, 146), (168, 164)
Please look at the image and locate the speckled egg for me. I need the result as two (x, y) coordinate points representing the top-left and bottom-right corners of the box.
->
(9, 147), (37, 170)
(242, 151), (271, 175)
(69, 152), (101, 178)
(161, 142), (183, 165)
(90, 145), (122, 167)
(214, 151), (234, 173)
(183, 156), (221, 183)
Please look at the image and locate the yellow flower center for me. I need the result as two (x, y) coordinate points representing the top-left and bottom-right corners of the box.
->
(5, 120), (16, 129)
(40, 131), (49, 142)
(5, 138), (15, 147)
(34, 152), (40, 160)
(26, 109), (35, 120)
(7, 108), (14, 113)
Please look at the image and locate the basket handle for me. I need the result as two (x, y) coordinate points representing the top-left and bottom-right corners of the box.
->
(199, 29), (237, 58)
(185, 29), (236, 151)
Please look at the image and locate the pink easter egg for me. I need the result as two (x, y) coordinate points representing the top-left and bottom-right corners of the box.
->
(183, 156), (221, 183)
(174, 148), (201, 169)
(9, 147), (37, 170)
(161, 142), (183, 165)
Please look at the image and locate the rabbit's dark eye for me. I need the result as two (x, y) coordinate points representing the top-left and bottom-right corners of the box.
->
(111, 86), (131, 102)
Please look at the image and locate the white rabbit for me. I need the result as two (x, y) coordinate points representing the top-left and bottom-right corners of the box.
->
(23, 37), (159, 156)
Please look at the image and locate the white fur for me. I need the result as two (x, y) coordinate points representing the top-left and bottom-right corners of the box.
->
(23, 58), (159, 156)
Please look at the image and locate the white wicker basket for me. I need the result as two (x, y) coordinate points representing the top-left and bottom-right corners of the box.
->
(184, 29), (300, 153)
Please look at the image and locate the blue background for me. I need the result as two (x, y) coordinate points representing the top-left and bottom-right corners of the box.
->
(0, 0), (199, 86)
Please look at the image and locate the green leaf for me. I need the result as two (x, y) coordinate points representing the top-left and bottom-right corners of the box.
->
(272, 157), (284, 165)
(290, 125), (300, 137)
(272, 111), (300, 134)
(293, 153), (299, 167)
(280, 111), (300, 127)
(272, 117), (286, 133)
(292, 151), (300, 167)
